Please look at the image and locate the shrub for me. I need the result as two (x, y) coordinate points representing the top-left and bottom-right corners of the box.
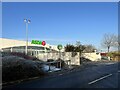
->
(2, 56), (45, 83)
(107, 51), (120, 61)
(1, 52), (11, 57)
(10, 52), (38, 61)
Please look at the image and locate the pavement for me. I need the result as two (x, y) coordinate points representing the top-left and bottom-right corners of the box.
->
(2, 60), (120, 89)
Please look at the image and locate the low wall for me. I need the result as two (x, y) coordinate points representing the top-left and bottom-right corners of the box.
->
(82, 52), (101, 61)
(37, 52), (101, 65)
(37, 52), (80, 65)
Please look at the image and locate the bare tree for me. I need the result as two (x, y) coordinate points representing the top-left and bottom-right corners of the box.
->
(101, 33), (117, 52)
(75, 41), (86, 52)
(83, 44), (96, 53)
(76, 41), (81, 47)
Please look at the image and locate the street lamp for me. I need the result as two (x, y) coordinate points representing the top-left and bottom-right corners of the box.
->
(24, 19), (31, 55)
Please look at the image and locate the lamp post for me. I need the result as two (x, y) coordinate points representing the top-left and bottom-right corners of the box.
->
(24, 19), (31, 55)
(57, 44), (63, 69)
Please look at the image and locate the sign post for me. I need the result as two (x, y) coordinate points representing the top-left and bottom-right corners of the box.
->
(57, 44), (63, 69)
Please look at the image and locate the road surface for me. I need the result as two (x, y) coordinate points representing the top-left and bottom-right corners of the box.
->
(3, 61), (120, 88)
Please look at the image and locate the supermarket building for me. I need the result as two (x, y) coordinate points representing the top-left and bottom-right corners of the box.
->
(0, 38), (64, 54)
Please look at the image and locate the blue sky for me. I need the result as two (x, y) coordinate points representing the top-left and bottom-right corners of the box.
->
(2, 2), (118, 50)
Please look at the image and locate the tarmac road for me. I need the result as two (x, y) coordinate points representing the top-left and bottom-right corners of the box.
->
(3, 61), (120, 89)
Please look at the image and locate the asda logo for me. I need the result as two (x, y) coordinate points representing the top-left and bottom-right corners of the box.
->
(31, 40), (46, 46)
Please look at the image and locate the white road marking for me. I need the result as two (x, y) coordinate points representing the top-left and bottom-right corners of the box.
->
(118, 71), (120, 73)
(105, 63), (115, 65)
(88, 74), (112, 85)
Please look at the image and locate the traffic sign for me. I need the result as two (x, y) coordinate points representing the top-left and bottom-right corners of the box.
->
(57, 44), (63, 50)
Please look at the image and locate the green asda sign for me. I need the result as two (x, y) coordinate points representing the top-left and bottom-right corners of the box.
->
(31, 40), (46, 46)
(57, 44), (63, 50)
